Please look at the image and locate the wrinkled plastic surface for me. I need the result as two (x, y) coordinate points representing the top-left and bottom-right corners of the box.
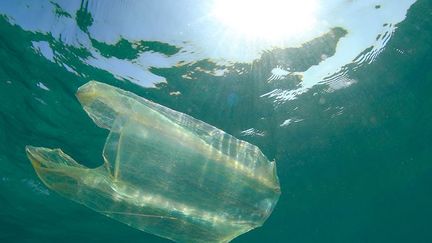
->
(26, 81), (281, 243)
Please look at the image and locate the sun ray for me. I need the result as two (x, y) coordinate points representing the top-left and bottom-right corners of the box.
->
(211, 0), (319, 42)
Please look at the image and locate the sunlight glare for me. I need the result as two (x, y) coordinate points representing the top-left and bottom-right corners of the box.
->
(212, 0), (319, 41)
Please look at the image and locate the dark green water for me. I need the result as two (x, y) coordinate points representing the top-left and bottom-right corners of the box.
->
(1, 1), (432, 242)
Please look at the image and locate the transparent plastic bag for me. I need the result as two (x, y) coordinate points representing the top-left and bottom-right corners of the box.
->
(26, 81), (280, 242)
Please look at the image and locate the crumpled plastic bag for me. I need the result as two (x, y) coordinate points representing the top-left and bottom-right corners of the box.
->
(26, 81), (281, 242)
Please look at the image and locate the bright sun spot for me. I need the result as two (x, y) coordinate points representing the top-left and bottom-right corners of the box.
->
(212, 0), (319, 41)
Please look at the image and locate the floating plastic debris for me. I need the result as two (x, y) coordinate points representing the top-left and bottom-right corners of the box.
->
(26, 81), (280, 242)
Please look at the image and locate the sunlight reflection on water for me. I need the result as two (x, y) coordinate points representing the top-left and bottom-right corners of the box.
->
(0, 0), (417, 107)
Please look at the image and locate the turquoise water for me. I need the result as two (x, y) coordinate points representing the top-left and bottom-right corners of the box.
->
(1, 0), (432, 242)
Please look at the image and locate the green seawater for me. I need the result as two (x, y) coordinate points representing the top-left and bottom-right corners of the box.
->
(1, 1), (432, 242)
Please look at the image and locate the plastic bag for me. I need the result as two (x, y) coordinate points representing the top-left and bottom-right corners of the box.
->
(26, 81), (280, 242)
